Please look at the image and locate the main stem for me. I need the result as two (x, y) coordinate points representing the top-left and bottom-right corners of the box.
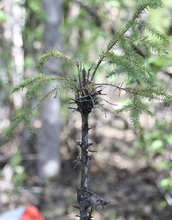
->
(79, 112), (90, 219)
(74, 61), (110, 219)
(81, 113), (89, 189)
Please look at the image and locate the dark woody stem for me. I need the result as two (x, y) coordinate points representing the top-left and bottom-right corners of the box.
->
(81, 113), (89, 189)
(79, 112), (91, 219)
(74, 59), (110, 220)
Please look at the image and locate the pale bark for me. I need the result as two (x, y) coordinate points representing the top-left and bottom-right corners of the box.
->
(36, 0), (62, 179)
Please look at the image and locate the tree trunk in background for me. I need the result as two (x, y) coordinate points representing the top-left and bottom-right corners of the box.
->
(36, 0), (61, 179)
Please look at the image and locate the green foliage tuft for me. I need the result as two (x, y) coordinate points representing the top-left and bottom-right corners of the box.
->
(100, 0), (171, 129)
(38, 49), (76, 68)
(116, 96), (155, 129)
(5, 108), (34, 140)
(12, 73), (58, 98)
(138, 20), (168, 42)
(132, 0), (162, 21)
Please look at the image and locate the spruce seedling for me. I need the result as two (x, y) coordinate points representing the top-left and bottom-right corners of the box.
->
(6, 1), (172, 219)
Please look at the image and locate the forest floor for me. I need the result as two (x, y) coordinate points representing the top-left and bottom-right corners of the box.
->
(1, 100), (172, 220)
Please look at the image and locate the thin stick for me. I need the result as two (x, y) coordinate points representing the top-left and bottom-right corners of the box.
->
(87, 63), (93, 84)
(77, 58), (81, 87)
(90, 29), (128, 81)
(82, 67), (86, 87)
(79, 55), (82, 87)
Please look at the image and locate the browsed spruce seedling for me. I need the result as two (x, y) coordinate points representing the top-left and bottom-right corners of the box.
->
(6, 1), (172, 219)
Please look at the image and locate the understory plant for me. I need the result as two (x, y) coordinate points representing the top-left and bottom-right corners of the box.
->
(135, 121), (172, 206)
(6, 0), (172, 219)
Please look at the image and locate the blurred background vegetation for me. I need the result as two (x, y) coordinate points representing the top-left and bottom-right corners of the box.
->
(0, 0), (172, 219)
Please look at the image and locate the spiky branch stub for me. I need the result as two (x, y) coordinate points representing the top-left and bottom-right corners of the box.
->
(5, 0), (172, 219)
(69, 56), (110, 219)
